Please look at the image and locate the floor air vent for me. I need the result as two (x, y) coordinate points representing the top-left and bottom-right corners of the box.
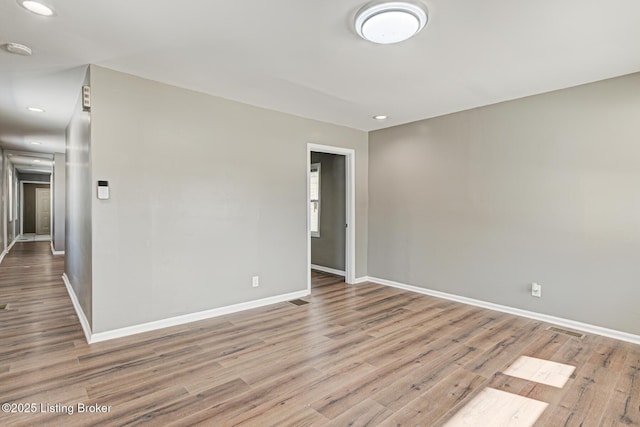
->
(289, 299), (309, 306)
(547, 326), (585, 339)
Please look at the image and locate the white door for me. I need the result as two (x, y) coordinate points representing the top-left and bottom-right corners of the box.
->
(35, 188), (51, 235)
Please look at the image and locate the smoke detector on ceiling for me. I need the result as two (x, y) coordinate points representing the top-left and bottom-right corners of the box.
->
(3, 43), (32, 56)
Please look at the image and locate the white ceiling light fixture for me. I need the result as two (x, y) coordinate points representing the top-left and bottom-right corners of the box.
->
(373, 115), (388, 120)
(17, 0), (55, 17)
(355, 1), (428, 44)
(33, 159), (41, 163)
(27, 106), (45, 112)
(30, 141), (42, 145)
(3, 42), (33, 56)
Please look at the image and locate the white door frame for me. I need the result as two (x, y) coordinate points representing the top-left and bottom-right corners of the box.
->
(307, 143), (356, 291)
(3, 166), (8, 252)
(20, 181), (51, 236)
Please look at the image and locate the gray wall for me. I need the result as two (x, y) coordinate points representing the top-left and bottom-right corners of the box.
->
(311, 152), (346, 271)
(89, 65), (368, 333)
(53, 153), (66, 251)
(65, 67), (92, 326)
(369, 72), (640, 336)
(22, 183), (50, 233)
(18, 172), (50, 183)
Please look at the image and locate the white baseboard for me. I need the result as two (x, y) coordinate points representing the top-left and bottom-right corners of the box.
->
(50, 241), (65, 255)
(353, 276), (371, 284)
(311, 264), (345, 276)
(62, 273), (92, 343)
(8, 234), (19, 251)
(0, 235), (22, 265)
(368, 276), (640, 346)
(90, 289), (310, 344)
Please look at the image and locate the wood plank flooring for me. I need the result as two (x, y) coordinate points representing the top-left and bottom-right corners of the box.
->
(0, 242), (639, 426)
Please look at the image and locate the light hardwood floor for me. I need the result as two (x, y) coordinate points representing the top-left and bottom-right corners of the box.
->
(0, 242), (638, 426)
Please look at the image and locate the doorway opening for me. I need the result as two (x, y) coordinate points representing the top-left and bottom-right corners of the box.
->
(20, 182), (51, 242)
(307, 144), (355, 293)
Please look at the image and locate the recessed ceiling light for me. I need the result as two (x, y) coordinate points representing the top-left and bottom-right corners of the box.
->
(3, 42), (32, 56)
(373, 115), (388, 120)
(33, 159), (41, 163)
(27, 106), (45, 113)
(18, 0), (55, 17)
(355, 1), (428, 44)
(30, 141), (42, 145)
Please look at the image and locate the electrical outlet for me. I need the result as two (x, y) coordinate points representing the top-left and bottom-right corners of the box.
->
(531, 282), (541, 298)
(252, 276), (259, 288)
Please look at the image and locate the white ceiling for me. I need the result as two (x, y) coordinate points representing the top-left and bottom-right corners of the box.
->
(1, 0), (640, 156)
(6, 151), (53, 174)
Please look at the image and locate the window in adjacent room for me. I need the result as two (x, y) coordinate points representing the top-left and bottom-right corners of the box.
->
(310, 162), (321, 237)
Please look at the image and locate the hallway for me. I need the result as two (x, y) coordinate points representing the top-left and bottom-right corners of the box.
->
(0, 244), (639, 426)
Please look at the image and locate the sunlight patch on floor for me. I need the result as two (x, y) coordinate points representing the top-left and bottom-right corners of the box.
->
(503, 356), (575, 388)
(443, 387), (548, 427)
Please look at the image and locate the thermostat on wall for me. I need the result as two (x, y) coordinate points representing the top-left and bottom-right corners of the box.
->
(97, 180), (109, 200)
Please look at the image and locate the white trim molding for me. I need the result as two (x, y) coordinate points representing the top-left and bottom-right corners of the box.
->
(353, 276), (371, 284)
(8, 234), (19, 251)
(63, 272), (311, 344)
(307, 143), (356, 287)
(50, 241), (65, 255)
(368, 276), (640, 346)
(62, 273), (92, 343)
(0, 234), (21, 265)
(20, 180), (51, 236)
(90, 290), (310, 343)
(311, 264), (345, 277)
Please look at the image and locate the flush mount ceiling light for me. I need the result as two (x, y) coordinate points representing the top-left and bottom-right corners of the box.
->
(30, 141), (42, 145)
(3, 42), (32, 56)
(17, 0), (55, 16)
(27, 106), (45, 112)
(355, 1), (428, 44)
(373, 115), (388, 120)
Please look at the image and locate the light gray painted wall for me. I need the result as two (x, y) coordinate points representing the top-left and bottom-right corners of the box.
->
(369, 72), (640, 336)
(65, 68), (92, 326)
(311, 152), (346, 271)
(53, 153), (66, 251)
(89, 65), (368, 333)
(18, 172), (50, 183)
